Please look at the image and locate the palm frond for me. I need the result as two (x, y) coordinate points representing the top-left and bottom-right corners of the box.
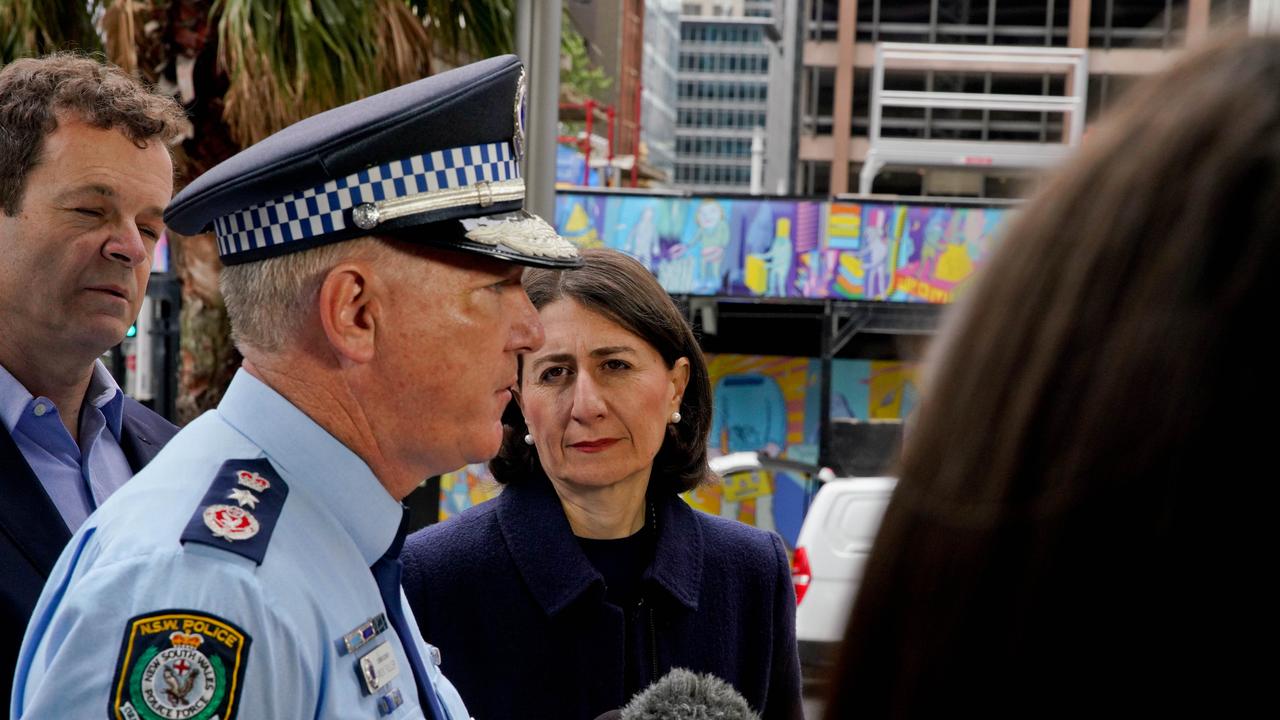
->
(214, 0), (467, 146)
(100, 0), (140, 76)
(1, 0), (103, 63)
(375, 0), (433, 87)
(215, 0), (380, 145)
(409, 0), (514, 64)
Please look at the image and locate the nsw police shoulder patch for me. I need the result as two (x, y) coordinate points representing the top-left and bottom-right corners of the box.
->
(110, 610), (251, 720)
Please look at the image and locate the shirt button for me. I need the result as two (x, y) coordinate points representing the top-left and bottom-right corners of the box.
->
(33, 403), (48, 417)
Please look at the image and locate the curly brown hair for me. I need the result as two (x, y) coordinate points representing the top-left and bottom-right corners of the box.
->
(489, 248), (713, 495)
(0, 52), (188, 215)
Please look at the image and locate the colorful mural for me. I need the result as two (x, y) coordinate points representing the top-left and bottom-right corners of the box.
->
(439, 354), (919, 548)
(554, 192), (1012, 303)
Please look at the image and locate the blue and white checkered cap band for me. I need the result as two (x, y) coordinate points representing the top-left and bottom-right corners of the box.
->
(212, 141), (519, 258)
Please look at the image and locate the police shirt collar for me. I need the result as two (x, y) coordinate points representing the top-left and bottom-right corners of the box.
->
(216, 369), (401, 565)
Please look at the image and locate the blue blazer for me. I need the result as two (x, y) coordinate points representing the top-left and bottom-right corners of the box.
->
(0, 397), (176, 710)
(402, 478), (803, 720)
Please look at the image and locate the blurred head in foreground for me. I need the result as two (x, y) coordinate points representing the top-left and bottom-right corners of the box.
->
(827, 31), (1278, 717)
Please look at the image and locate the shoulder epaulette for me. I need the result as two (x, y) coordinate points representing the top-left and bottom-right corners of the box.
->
(181, 458), (289, 565)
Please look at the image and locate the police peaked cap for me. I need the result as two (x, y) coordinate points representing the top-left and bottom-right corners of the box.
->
(165, 55), (581, 269)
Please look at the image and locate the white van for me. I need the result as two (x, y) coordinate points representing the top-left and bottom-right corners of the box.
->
(707, 453), (895, 682)
(791, 475), (895, 681)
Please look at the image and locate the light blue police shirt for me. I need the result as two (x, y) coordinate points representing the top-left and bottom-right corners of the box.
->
(12, 369), (469, 720)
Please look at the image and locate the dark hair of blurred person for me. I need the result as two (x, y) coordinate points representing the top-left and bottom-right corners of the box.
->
(825, 32), (1277, 718)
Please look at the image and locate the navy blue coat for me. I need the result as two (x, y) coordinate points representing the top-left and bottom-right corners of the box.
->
(402, 478), (803, 720)
(0, 396), (176, 712)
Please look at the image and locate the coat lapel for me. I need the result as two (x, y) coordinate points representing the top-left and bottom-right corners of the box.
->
(645, 492), (704, 611)
(0, 427), (72, 576)
(119, 397), (168, 471)
(496, 478), (707, 616)
(496, 480), (603, 617)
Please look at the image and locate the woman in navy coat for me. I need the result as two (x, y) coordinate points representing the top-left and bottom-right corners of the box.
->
(402, 249), (802, 720)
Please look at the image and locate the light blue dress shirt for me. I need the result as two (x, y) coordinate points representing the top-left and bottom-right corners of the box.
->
(0, 360), (133, 531)
(12, 369), (469, 720)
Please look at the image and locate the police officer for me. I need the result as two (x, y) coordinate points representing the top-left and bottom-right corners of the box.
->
(12, 55), (580, 720)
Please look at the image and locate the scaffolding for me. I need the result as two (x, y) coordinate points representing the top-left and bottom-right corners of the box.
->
(859, 42), (1088, 195)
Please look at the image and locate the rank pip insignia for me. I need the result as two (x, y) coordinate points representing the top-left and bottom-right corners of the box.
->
(111, 610), (251, 720)
(227, 488), (259, 509)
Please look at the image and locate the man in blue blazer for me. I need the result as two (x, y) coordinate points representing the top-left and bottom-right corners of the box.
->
(0, 54), (186, 711)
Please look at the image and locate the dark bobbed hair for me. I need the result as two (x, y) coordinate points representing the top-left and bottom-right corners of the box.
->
(0, 52), (187, 215)
(826, 32), (1279, 716)
(489, 248), (713, 494)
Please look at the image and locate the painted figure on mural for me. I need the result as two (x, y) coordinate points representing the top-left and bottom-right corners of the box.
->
(919, 213), (946, 279)
(859, 209), (892, 299)
(766, 217), (794, 296)
(710, 373), (788, 535)
(711, 374), (787, 458)
(625, 205), (659, 270)
(935, 208), (978, 283)
(655, 198), (716, 292)
(741, 203), (774, 294)
(693, 198), (731, 292)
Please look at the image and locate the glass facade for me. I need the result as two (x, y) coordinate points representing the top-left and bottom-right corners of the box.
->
(643, 0), (682, 182)
(675, 16), (773, 192)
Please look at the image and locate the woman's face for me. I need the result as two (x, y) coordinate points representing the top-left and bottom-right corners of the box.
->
(519, 299), (689, 494)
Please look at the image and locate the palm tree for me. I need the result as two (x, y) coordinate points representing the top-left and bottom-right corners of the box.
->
(1, 0), (515, 422)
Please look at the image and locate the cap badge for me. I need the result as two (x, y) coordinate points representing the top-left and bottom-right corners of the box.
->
(462, 212), (579, 259)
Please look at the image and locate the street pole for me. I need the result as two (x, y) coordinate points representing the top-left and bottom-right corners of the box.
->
(750, 125), (765, 195)
(515, 0), (532, 65)
(525, 0), (562, 222)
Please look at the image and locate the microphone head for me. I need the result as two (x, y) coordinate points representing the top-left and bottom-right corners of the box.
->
(621, 668), (761, 720)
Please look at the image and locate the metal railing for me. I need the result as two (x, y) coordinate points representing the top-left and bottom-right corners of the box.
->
(859, 42), (1088, 194)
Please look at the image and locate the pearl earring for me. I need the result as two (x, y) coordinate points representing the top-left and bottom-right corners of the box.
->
(523, 433), (535, 445)
(670, 411), (682, 424)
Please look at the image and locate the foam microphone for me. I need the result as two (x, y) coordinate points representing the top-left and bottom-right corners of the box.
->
(618, 668), (761, 720)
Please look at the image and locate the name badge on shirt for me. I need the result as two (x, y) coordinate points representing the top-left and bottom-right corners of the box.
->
(358, 641), (400, 695)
